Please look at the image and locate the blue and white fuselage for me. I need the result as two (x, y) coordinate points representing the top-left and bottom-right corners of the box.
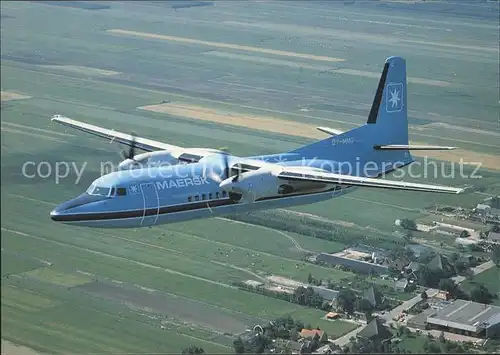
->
(49, 56), (464, 229)
(50, 155), (350, 228)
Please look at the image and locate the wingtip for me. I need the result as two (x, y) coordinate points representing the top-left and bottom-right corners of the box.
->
(456, 187), (467, 194)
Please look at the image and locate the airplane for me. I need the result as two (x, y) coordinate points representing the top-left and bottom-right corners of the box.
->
(49, 56), (464, 229)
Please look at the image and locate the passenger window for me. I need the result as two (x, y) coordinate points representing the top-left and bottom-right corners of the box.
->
(208, 193), (213, 200)
(195, 195), (199, 201)
(222, 191), (227, 197)
(116, 187), (127, 196)
(215, 192), (220, 199)
(201, 194), (206, 200)
(109, 188), (115, 196)
(188, 196), (192, 202)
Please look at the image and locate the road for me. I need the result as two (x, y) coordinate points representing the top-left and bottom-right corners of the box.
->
(378, 288), (440, 326)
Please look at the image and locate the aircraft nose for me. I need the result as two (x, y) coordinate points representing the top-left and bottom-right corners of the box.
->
(50, 209), (61, 221)
(50, 193), (106, 222)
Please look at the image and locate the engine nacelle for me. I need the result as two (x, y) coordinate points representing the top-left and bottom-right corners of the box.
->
(220, 169), (307, 202)
(220, 168), (332, 202)
(118, 150), (180, 170)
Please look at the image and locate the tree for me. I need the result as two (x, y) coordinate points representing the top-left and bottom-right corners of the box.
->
(357, 298), (374, 322)
(233, 337), (245, 354)
(418, 265), (444, 287)
(420, 291), (428, 301)
(400, 218), (417, 231)
(308, 272), (313, 284)
(438, 278), (457, 294)
(403, 232), (413, 244)
(336, 289), (357, 314)
(438, 331), (446, 343)
(471, 285), (494, 304)
(492, 244), (500, 268)
(182, 346), (205, 354)
(460, 230), (470, 238)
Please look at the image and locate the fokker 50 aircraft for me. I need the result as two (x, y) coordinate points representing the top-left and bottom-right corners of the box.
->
(50, 56), (464, 228)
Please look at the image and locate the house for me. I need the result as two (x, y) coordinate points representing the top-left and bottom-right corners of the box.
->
(313, 344), (334, 354)
(428, 253), (454, 276)
(363, 286), (383, 308)
(300, 329), (328, 343)
(389, 258), (409, 273)
(311, 286), (338, 302)
(357, 318), (392, 341)
(315, 253), (389, 275)
(274, 339), (303, 354)
(404, 261), (420, 279)
(435, 290), (451, 301)
(395, 279), (409, 292)
(326, 312), (341, 320)
(476, 204), (491, 216)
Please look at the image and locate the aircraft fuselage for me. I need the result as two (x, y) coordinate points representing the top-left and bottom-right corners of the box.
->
(50, 158), (349, 228)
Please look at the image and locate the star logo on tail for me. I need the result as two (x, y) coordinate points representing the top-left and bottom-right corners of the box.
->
(389, 88), (400, 108)
(386, 83), (403, 113)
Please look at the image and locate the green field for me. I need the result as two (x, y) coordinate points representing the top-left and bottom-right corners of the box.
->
(1, 0), (498, 353)
(462, 267), (500, 306)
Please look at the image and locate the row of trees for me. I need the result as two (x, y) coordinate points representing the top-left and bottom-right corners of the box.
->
(234, 281), (331, 311)
(181, 346), (205, 354)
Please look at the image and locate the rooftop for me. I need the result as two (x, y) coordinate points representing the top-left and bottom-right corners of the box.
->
(427, 299), (500, 333)
(300, 329), (326, 339)
(357, 318), (392, 340)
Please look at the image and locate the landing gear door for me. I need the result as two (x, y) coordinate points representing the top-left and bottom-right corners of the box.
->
(139, 182), (160, 226)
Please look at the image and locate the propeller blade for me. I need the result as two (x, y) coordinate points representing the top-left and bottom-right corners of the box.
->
(128, 132), (137, 159)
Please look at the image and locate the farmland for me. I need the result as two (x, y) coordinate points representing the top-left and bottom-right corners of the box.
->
(1, 0), (498, 353)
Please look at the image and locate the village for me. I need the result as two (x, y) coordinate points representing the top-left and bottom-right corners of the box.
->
(231, 197), (500, 354)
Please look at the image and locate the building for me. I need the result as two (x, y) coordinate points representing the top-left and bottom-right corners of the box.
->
(311, 286), (338, 302)
(326, 312), (341, 320)
(434, 291), (452, 301)
(316, 252), (389, 275)
(425, 299), (500, 338)
(428, 253), (454, 276)
(243, 280), (264, 288)
(357, 318), (392, 341)
(404, 261), (420, 279)
(394, 279), (409, 292)
(313, 344), (335, 354)
(455, 237), (479, 246)
(300, 329), (328, 343)
(390, 258), (409, 272)
(363, 286), (383, 308)
(476, 204), (491, 216)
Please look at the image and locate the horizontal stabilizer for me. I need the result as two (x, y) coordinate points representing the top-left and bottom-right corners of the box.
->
(316, 126), (344, 136)
(374, 144), (457, 151)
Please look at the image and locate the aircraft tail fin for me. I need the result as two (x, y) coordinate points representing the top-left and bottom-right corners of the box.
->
(291, 56), (413, 175)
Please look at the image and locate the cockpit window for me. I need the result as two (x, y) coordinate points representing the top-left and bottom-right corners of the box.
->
(90, 186), (111, 196)
(116, 187), (127, 196)
(87, 183), (112, 197)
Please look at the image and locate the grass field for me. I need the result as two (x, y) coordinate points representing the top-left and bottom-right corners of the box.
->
(1, 0), (498, 353)
(461, 267), (500, 306)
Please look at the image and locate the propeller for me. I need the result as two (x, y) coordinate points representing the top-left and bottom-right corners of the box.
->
(120, 132), (138, 161)
(208, 148), (241, 184)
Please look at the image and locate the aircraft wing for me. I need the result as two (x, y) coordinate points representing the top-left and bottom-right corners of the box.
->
(277, 167), (464, 194)
(51, 115), (178, 152)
